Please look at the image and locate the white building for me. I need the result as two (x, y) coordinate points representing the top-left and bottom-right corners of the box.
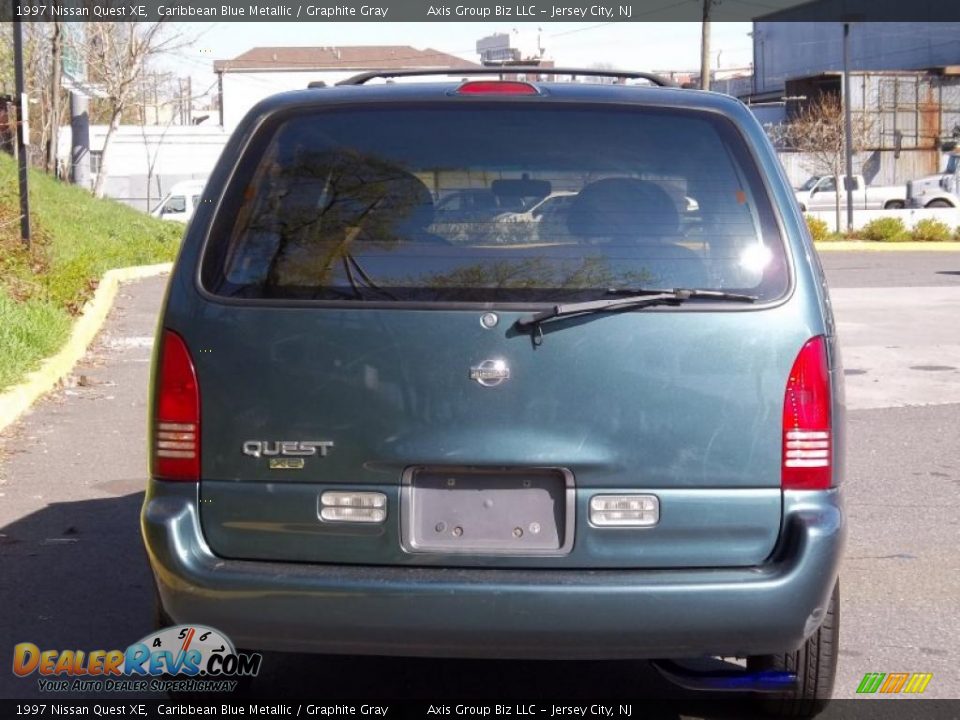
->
(214, 46), (479, 129)
(57, 124), (231, 212)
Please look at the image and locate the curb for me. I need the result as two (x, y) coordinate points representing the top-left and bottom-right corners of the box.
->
(0, 262), (173, 435)
(814, 241), (960, 251)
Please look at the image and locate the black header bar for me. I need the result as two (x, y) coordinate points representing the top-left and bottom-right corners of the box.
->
(2, 0), (960, 23)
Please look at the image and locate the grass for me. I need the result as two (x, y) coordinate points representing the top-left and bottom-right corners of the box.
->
(0, 153), (182, 391)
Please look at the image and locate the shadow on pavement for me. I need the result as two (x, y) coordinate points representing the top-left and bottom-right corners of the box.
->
(0, 491), (755, 716)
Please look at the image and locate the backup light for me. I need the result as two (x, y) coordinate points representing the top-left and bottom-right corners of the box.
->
(589, 495), (659, 527)
(320, 491), (387, 523)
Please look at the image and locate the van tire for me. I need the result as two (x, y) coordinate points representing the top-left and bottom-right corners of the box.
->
(883, 200), (905, 209)
(747, 581), (839, 718)
(926, 199), (953, 208)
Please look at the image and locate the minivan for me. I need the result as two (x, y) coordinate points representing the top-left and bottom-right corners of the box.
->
(142, 68), (845, 716)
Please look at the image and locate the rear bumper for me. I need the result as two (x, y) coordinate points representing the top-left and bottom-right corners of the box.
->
(142, 484), (844, 660)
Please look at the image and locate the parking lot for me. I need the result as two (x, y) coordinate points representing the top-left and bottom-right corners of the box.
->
(1, 250), (958, 705)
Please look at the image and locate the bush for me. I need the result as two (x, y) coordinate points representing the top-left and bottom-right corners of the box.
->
(911, 218), (952, 242)
(805, 216), (831, 242)
(859, 217), (908, 242)
(953, 225), (960, 241)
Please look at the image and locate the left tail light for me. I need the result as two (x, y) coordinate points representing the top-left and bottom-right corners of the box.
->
(153, 329), (200, 481)
(782, 336), (832, 490)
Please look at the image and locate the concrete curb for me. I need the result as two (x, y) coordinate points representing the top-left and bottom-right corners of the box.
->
(0, 262), (173, 435)
(815, 241), (960, 251)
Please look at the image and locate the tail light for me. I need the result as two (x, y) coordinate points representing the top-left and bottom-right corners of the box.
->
(153, 330), (200, 481)
(782, 336), (832, 490)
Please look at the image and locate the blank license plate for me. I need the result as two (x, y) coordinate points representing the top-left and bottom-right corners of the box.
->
(403, 469), (571, 554)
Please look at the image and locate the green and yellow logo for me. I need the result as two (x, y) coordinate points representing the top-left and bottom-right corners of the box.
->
(857, 672), (933, 694)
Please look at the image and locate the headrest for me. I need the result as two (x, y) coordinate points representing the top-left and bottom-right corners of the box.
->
(567, 178), (680, 240)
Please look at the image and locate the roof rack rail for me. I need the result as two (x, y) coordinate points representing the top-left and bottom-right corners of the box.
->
(335, 67), (678, 88)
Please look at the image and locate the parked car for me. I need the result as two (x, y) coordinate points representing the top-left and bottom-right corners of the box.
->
(150, 180), (207, 223)
(493, 191), (579, 242)
(433, 185), (546, 243)
(905, 152), (960, 208)
(794, 174), (905, 211)
(143, 69), (845, 716)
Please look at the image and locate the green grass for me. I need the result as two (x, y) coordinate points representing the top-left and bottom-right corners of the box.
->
(0, 153), (182, 391)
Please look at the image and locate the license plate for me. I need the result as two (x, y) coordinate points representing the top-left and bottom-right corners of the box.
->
(402, 468), (574, 555)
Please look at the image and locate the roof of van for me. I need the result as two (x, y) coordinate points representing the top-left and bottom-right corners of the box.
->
(247, 79), (747, 118)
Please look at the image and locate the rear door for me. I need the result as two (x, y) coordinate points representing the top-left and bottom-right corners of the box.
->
(173, 94), (805, 570)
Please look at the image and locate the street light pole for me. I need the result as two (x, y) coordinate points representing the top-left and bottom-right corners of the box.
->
(13, 14), (32, 248)
(843, 22), (855, 233)
(700, 0), (712, 90)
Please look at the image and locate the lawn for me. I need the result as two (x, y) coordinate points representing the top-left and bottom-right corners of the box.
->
(0, 153), (182, 391)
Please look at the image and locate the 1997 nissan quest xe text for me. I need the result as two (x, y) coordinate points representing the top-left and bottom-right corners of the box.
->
(142, 68), (845, 716)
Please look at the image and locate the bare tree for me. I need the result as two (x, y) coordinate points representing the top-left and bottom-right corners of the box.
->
(47, 22), (64, 175)
(0, 22), (67, 172)
(772, 93), (874, 232)
(74, 22), (190, 197)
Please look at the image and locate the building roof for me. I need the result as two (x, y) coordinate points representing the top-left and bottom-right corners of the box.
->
(214, 46), (479, 73)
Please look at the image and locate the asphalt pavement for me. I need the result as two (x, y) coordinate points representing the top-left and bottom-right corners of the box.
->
(1, 251), (958, 707)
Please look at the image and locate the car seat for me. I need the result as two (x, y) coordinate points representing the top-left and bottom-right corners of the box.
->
(566, 177), (709, 287)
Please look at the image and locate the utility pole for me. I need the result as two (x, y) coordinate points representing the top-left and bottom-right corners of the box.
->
(700, 0), (712, 90)
(843, 22), (855, 232)
(13, 15), (32, 247)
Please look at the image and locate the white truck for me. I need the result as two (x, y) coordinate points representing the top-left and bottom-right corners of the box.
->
(794, 174), (906, 211)
(150, 179), (207, 223)
(905, 152), (960, 208)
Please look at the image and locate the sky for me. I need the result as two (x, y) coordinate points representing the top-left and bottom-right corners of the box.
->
(166, 21), (754, 97)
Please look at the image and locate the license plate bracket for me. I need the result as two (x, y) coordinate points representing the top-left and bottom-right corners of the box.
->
(401, 467), (574, 555)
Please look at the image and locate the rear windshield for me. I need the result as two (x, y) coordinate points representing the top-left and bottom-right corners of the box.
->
(202, 104), (788, 303)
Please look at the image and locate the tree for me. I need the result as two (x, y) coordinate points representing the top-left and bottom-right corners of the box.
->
(0, 22), (68, 174)
(773, 92), (874, 233)
(73, 22), (189, 197)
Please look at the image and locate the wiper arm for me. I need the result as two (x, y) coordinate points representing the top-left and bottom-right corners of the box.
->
(514, 288), (757, 344)
(515, 292), (685, 332)
(606, 287), (758, 302)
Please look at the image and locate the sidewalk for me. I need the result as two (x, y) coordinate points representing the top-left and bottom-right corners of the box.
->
(0, 274), (169, 699)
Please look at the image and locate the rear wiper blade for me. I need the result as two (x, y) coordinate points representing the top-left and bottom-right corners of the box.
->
(514, 288), (757, 343)
(605, 287), (758, 302)
(515, 292), (684, 331)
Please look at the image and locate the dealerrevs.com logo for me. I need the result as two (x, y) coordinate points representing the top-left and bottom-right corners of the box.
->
(13, 625), (262, 693)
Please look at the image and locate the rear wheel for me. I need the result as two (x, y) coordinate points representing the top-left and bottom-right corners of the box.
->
(926, 199), (953, 208)
(747, 581), (839, 718)
(884, 200), (905, 209)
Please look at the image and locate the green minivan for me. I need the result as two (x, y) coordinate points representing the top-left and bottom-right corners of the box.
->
(142, 69), (845, 715)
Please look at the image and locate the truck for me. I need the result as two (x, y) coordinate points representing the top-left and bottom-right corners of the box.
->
(794, 174), (906, 211)
(905, 152), (960, 208)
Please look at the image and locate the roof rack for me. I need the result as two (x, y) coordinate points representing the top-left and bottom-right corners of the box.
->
(334, 67), (678, 88)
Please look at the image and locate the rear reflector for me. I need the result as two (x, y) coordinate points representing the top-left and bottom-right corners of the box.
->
(782, 336), (832, 490)
(457, 80), (539, 95)
(153, 330), (200, 482)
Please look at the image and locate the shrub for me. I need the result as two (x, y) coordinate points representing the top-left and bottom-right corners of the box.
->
(953, 225), (960, 241)
(805, 216), (831, 242)
(911, 218), (952, 242)
(859, 217), (907, 242)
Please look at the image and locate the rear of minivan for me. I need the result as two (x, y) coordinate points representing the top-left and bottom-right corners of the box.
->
(142, 78), (844, 711)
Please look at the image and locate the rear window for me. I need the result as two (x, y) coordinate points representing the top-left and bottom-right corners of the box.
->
(202, 104), (788, 303)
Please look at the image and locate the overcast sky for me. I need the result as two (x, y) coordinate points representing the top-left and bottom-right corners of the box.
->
(168, 21), (754, 96)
